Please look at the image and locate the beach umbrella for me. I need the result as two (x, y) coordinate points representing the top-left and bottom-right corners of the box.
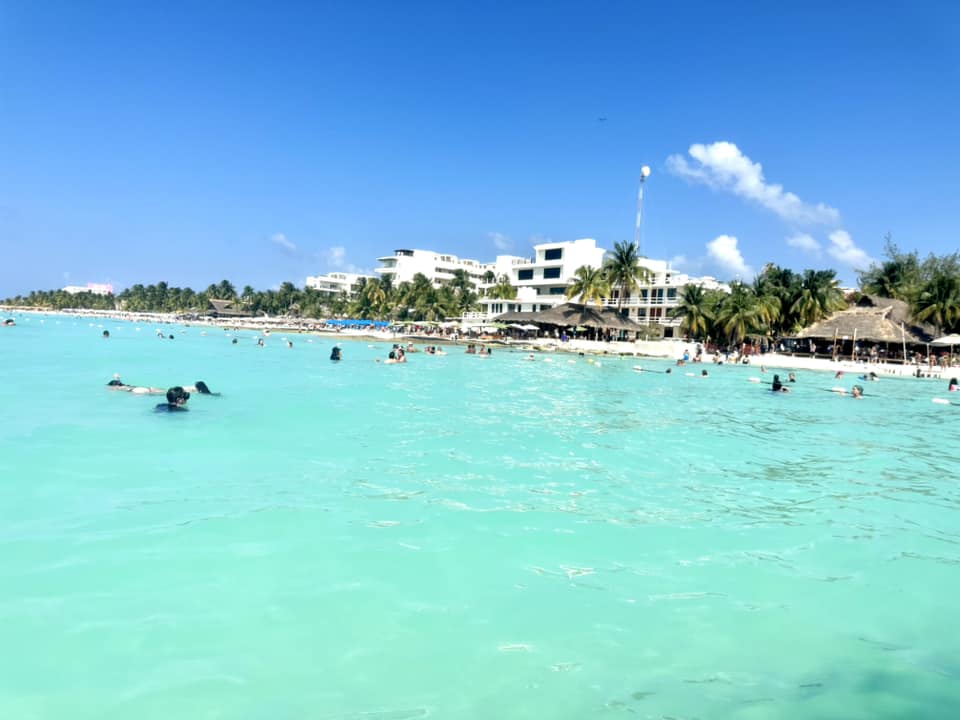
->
(519, 324), (540, 331)
(932, 333), (960, 362)
(931, 334), (960, 346)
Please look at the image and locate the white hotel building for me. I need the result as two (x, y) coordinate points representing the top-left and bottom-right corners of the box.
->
(374, 248), (489, 286)
(367, 238), (728, 336)
(305, 271), (375, 297)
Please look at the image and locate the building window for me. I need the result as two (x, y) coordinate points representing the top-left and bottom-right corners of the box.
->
(543, 267), (561, 279)
(667, 288), (677, 300)
(549, 286), (565, 295)
(518, 269), (534, 281)
(544, 248), (563, 261)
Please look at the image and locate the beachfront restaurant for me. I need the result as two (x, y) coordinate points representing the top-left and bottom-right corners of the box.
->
(495, 302), (644, 341)
(792, 295), (936, 364)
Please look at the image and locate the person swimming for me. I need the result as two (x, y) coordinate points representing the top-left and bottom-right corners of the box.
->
(788, 372), (797, 383)
(102, 330), (110, 338)
(771, 374), (790, 392)
(949, 378), (959, 392)
(851, 384), (865, 399)
(106, 373), (129, 388)
(185, 380), (219, 396)
(155, 386), (189, 412)
(330, 346), (342, 361)
(859, 371), (879, 382)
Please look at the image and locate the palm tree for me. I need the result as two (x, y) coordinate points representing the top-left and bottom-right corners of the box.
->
(716, 282), (763, 345)
(487, 274), (517, 300)
(668, 283), (714, 339)
(565, 265), (610, 306)
(914, 273), (960, 335)
(858, 238), (921, 300)
(790, 269), (845, 328)
(604, 240), (651, 309)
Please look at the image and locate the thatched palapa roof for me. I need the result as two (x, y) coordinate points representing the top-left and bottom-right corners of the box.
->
(495, 303), (643, 331)
(796, 295), (934, 343)
(207, 298), (250, 318)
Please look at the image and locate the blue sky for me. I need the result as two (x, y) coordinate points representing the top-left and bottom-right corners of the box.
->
(1, 1), (958, 295)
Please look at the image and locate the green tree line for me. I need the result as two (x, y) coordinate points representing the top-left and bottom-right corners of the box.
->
(5, 240), (958, 337)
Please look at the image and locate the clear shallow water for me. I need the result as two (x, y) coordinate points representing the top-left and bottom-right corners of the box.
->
(1, 313), (958, 719)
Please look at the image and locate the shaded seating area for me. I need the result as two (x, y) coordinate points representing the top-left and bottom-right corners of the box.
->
(494, 302), (644, 341)
(793, 295), (935, 363)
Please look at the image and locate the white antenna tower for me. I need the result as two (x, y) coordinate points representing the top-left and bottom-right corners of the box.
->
(634, 165), (651, 254)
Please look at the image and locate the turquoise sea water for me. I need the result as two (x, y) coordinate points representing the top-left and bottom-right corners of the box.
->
(1, 313), (958, 719)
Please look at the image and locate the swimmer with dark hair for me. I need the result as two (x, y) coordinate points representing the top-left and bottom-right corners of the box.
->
(183, 380), (219, 396)
(102, 330), (110, 338)
(771, 374), (790, 392)
(155, 386), (190, 412)
(330, 346), (342, 361)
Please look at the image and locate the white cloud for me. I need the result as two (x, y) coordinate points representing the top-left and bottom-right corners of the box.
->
(271, 233), (297, 252)
(324, 246), (347, 269)
(786, 233), (821, 254)
(488, 231), (511, 251)
(666, 142), (840, 225)
(707, 234), (753, 279)
(827, 230), (872, 268)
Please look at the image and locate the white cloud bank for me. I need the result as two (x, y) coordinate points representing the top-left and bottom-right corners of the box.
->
(707, 235), (753, 279)
(786, 233), (821, 254)
(827, 230), (873, 268)
(667, 141), (840, 226)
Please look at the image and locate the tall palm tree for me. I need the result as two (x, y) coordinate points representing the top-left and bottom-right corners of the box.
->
(604, 240), (651, 309)
(565, 265), (610, 306)
(716, 282), (762, 345)
(790, 269), (845, 328)
(668, 283), (714, 339)
(914, 273), (960, 335)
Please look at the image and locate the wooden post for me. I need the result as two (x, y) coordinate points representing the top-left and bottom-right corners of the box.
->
(851, 328), (857, 362)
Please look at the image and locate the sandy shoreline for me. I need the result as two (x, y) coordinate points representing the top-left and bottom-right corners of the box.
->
(4, 305), (957, 382)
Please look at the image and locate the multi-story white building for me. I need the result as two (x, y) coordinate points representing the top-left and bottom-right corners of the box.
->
(477, 241), (728, 338)
(371, 239), (728, 336)
(477, 237), (607, 316)
(305, 271), (375, 297)
(374, 249), (489, 287)
(62, 282), (114, 296)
